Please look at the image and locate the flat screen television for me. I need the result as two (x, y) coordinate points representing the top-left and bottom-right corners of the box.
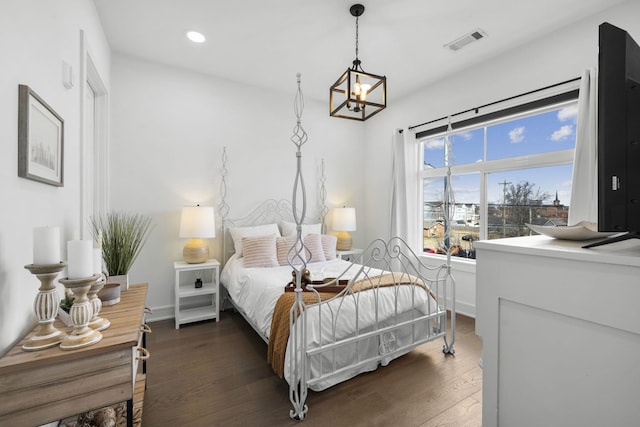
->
(584, 22), (640, 248)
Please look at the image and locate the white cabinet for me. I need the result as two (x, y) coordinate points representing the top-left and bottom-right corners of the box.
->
(174, 259), (220, 329)
(335, 248), (363, 261)
(475, 236), (640, 427)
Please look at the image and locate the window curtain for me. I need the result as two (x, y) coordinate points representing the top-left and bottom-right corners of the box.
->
(568, 68), (598, 225)
(390, 128), (420, 250)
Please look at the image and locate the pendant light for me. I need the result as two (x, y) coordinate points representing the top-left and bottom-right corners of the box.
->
(330, 4), (387, 121)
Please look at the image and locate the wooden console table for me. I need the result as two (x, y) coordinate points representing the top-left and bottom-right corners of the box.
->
(0, 283), (149, 426)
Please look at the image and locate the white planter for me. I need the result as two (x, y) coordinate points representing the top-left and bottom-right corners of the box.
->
(57, 307), (73, 327)
(107, 274), (129, 291)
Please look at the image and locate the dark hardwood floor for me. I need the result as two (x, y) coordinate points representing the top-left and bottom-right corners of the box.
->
(142, 311), (482, 427)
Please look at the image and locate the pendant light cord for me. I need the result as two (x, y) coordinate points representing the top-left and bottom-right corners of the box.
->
(355, 15), (359, 61)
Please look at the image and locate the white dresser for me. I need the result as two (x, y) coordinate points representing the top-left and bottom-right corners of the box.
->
(475, 235), (640, 427)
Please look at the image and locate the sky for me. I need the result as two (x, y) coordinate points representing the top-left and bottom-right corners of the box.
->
(423, 102), (578, 205)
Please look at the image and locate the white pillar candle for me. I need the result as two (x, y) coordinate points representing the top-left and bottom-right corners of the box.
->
(33, 226), (60, 264)
(93, 248), (103, 275)
(67, 239), (93, 279)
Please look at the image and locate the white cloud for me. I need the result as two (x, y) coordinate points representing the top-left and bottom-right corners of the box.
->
(557, 105), (578, 122)
(509, 126), (525, 143)
(458, 132), (474, 141)
(425, 138), (445, 150)
(551, 125), (574, 141)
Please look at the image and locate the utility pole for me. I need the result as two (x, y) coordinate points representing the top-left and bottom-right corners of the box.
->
(499, 180), (511, 237)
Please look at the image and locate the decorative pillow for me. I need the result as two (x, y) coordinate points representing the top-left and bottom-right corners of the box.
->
(304, 234), (326, 264)
(229, 224), (280, 257)
(276, 236), (304, 266)
(280, 222), (322, 237)
(242, 235), (279, 268)
(321, 234), (338, 260)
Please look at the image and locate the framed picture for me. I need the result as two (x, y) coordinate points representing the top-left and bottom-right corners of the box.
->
(18, 84), (64, 187)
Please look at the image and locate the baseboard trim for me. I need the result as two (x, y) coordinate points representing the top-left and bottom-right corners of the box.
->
(145, 305), (173, 322)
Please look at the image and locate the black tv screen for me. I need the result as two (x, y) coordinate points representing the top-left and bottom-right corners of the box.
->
(585, 23), (640, 247)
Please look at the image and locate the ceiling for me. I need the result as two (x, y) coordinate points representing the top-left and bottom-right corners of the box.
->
(93, 0), (623, 103)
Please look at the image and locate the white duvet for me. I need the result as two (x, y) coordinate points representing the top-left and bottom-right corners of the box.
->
(220, 255), (442, 390)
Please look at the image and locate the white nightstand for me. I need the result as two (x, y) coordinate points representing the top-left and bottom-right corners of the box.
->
(335, 248), (363, 261)
(173, 259), (220, 329)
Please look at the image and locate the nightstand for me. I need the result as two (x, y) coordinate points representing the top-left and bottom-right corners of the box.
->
(335, 248), (363, 261)
(174, 259), (220, 329)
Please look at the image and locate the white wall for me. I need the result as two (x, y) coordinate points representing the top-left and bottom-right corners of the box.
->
(362, 0), (640, 318)
(109, 55), (364, 318)
(0, 0), (110, 354)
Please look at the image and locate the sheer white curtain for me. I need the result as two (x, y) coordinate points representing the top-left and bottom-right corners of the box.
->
(568, 68), (598, 225)
(390, 128), (420, 250)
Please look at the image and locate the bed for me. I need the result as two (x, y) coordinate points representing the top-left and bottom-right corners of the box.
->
(219, 199), (455, 420)
(218, 75), (455, 420)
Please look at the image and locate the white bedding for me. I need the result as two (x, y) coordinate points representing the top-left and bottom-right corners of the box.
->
(221, 255), (369, 337)
(220, 254), (442, 390)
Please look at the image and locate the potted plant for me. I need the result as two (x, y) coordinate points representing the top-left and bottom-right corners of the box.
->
(57, 289), (75, 326)
(90, 212), (153, 291)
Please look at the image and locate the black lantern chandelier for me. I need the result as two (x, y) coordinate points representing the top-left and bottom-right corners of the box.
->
(330, 4), (387, 121)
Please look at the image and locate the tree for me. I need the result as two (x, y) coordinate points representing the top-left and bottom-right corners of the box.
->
(504, 181), (550, 234)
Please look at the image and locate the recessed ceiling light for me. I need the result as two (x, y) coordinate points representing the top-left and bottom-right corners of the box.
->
(186, 31), (206, 43)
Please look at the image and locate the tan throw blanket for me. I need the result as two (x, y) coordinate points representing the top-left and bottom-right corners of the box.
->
(267, 273), (433, 378)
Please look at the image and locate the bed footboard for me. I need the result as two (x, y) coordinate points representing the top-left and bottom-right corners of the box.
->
(287, 237), (455, 421)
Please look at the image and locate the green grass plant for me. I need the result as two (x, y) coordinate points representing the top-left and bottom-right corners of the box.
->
(90, 212), (153, 276)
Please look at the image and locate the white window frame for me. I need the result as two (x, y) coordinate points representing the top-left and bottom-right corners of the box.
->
(418, 97), (578, 258)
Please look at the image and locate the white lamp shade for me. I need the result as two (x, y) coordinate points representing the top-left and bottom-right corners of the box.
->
(333, 207), (357, 231)
(179, 206), (215, 238)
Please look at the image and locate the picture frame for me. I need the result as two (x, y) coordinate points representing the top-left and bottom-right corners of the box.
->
(18, 84), (64, 187)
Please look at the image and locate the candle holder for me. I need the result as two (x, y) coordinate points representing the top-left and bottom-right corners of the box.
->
(58, 274), (103, 350)
(23, 263), (67, 351)
(88, 275), (110, 331)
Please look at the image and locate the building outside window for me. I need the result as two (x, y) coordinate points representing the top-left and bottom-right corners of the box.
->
(418, 93), (579, 259)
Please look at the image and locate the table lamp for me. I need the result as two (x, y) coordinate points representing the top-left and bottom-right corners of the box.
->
(333, 207), (357, 251)
(180, 205), (215, 263)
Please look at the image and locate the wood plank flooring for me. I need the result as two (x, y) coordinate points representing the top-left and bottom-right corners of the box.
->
(142, 312), (482, 427)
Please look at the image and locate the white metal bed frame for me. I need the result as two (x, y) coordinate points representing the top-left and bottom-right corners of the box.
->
(219, 200), (455, 420)
(286, 237), (455, 420)
(218, 75), (455, 421)
(220, 198), (320, 342)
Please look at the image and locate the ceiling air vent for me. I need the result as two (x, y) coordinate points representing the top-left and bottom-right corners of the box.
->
(445, 28), (488, 52)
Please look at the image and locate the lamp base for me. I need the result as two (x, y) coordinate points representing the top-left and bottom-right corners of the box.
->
(183, 238), (209, 263)
(336, 231), (353, 251)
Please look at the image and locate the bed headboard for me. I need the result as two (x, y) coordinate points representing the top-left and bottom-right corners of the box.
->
(221, 199), (322, 265)
(218, 145), (328, 266)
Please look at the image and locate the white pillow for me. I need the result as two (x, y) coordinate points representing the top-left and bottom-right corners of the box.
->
(321, 234), (338, 260)
(242, 235), (279, 268)
(280, 221), (322, 237)
(276, 235), (304, 266)
(304, 234), (326, 264)
(229, 223), (280, 257)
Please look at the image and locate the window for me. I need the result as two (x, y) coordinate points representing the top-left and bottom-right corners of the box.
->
(418, 93), (579, 259)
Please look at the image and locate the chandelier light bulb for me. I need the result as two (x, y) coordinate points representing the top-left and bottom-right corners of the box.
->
(353, 75), (362, 97)
(359, 84), (371, 101)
